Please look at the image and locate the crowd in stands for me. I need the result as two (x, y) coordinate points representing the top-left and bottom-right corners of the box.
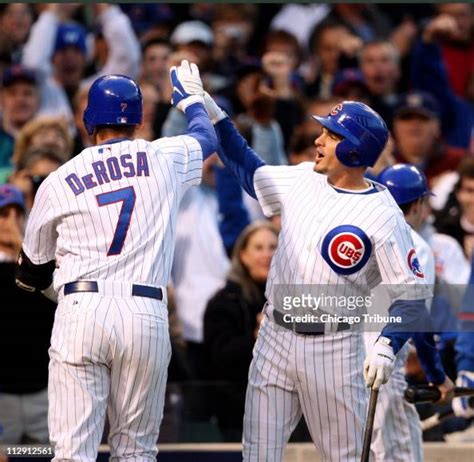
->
(0, 2), (473, 445)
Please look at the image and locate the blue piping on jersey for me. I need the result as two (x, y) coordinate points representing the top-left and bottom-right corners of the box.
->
(99, 137), (131, 146)
(331, 185), (377, 195)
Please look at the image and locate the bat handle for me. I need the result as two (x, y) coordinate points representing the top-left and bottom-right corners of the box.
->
(361, 388), (379, 462)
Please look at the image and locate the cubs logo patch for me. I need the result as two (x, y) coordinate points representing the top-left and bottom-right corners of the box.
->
(407, 248), (424, 278)
(330, 103), (343, 116)
(321, 225), (372, 275)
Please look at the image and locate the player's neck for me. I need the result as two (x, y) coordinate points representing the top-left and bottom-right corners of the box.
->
(93, 129), (136, 145)
(327, 169), (369, 190)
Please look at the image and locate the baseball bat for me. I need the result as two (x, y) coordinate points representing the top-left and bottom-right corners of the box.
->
(404, 385), (474, 404)
(361, 388), (379, 462)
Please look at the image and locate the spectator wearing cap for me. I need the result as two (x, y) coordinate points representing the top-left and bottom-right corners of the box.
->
(0, 65), (40, 181)
(331, 67), (370, 103)
(411, 10), (474, 151)
(392, 91), (465, 186)
(0, 184), (56, 444)
(21, 4), (140, 128)
(170, 20), (214, 74)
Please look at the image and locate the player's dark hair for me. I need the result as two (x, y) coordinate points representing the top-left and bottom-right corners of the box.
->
(95, 125), (137, 138)
(399, 200), (416, 216)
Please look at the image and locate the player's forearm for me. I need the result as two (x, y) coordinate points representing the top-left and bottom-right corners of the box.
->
(184, 103), (218, 160)
(412, 332), (446, 385)
(380, 298), (428, 354)
(15, 248), (55, 292)
(214, 117), (266, 199)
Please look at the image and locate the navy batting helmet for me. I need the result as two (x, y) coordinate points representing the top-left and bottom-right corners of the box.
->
(312, 101), (388, 167)
(378, 164), (433, 205)
(83, 74), (143, 136)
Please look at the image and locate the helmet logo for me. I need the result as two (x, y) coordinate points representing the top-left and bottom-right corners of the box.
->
(121, 103), (128, 112)
(330, 103), (343, 116)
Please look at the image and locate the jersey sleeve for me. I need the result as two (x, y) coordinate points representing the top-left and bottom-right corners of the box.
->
(253, 163), (312, 217)
(151, 135), (203, 187)
(374, 212), (432, 302)
(22, 177), (58, 264)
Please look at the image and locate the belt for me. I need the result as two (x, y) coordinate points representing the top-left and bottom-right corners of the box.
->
(64, 281), (163, 301)
(273, 310), (350, 336)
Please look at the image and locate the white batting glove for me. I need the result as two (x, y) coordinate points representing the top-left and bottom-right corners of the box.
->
(203, 91), (227, 124)
(364, 336), (395, 390)
(169, 60), (204, 112)
(452, 371), (474, 418)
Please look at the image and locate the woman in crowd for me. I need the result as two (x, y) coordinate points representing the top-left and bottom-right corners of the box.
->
(203, 221), (278, 441)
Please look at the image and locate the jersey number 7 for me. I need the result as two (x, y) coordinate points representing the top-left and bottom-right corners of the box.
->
(96, 186), (136, 256)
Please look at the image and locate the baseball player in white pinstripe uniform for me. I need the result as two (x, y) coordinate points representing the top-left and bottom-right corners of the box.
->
(196, 95), (447, 461)
(15, 62), (216, 461)
(366, 164), (454, 461)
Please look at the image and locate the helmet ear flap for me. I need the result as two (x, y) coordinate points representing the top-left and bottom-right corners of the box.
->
(335, 139), (361, 167)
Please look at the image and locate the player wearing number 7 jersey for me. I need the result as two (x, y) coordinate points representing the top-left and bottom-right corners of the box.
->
(15, 61), (216, 461)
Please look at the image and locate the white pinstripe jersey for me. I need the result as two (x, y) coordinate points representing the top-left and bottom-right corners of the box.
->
(254, 162), (431, 311)
(22, 136), (202, 291)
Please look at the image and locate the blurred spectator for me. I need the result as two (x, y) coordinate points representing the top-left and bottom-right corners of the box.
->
(9, 147), (63, 211)
(306, 20), (361, 99)
(232, 63), (287, 166)
(0, 184), (56, 444)
(135, 81), (159, 141)
(203, 221), (277, 440)
(328, 3), (392, 42)
(270, 4), (330, 51)
(212, 5), (258, 78)
(0, 4), (34, 64)
(331, 67), (370, 103)
(22, 4), (140, 126)
(171, 155), (230, 378)
(412, 11), (474, 151)
(287, 126), (318, 165)
(359, 40), (401, 126)
(140, 38), (172, 137)
(435, 157), (474, 260)
(0, 65), (40, 180)
(71, 82), (91, 153)
(12, 116), (72, 168)
(433, 3), (474, 99)
(120, 3), (174, 39)
(392, 91), (465, 185)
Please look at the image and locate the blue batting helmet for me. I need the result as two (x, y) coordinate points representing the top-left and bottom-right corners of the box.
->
(312, 101), (389, 167)
(378, 164), (432, 205)
(83, 75), (143, 136)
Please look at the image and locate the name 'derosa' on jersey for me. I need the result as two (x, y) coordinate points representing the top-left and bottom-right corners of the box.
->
(64, 152), (150, 196)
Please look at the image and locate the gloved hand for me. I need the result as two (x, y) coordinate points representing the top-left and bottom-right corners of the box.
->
(364, 336), (395, 390)
(452, 371), (474, 418)
(203, 91), (227, 124)
(169, 60), (204, 112)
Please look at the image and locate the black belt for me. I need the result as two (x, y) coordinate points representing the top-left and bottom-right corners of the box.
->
(64, 281), (163, 300)
(273, 310), (350, 336)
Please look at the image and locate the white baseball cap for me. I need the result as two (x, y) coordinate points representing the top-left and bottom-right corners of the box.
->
(170, 20), (213, 46)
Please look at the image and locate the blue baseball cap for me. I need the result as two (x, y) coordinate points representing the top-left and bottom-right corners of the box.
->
(54, 23), (87, 55)
(0, 184), (25, 211)
(2, 65), (37, 88)
(395, 91), (440, 120)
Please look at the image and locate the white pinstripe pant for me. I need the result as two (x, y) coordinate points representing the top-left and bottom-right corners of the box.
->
(364, 334), (423, 462)
(48, 291), (171, 461)
(243, 315), (368, 462)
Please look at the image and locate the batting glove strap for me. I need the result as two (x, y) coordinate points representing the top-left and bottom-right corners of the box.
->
(364, 337), (395, 390)
(203, 91), (227, 124)
(452, 371), (474, 418)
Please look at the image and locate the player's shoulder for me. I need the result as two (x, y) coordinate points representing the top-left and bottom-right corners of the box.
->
(151, 134), (201, 154)
(256, 161), (314, 179)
